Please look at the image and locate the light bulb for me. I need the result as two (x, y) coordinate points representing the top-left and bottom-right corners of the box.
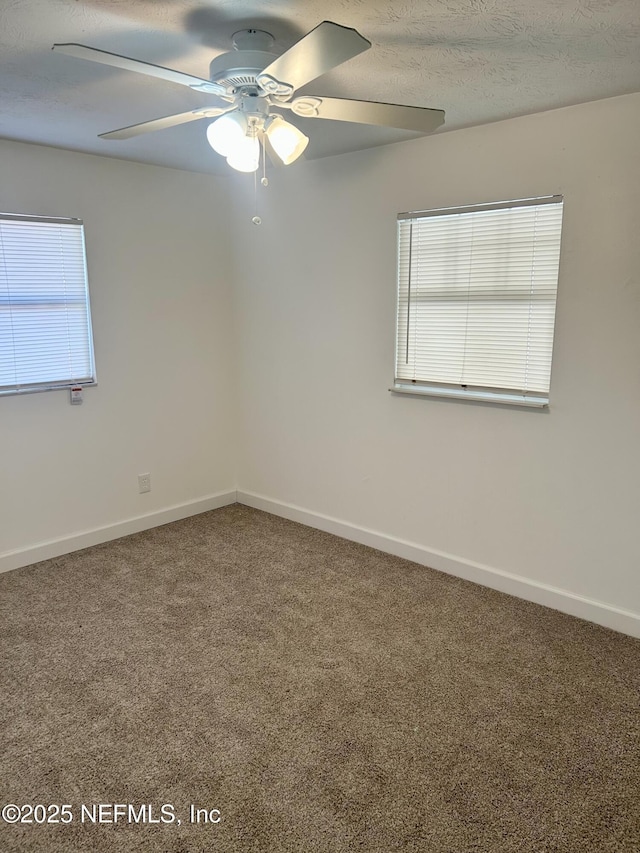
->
(265, 117), (309, 165)
(206, 112), (247, 157)
(226, 135), (260, 173)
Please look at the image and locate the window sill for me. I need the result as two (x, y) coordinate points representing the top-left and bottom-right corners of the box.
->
(0, 381), (97, 398)
(390, 383), (549, 408)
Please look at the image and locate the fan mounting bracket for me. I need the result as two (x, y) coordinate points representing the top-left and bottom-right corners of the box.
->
(231, 29), (275, 52)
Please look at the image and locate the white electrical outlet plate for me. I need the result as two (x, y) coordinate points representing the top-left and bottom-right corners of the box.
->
(138, 473), (151, 494)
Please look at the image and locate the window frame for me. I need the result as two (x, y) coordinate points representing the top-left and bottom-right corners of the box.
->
(392, 195), (564, 408)
(0, 212), (97, 397)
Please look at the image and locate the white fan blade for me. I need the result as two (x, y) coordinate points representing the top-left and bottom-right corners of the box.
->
(290, 96), (445, 133)
(256, 22), (370, 98)
(52, 43), (228, 96)
(99, 106), (233, 140)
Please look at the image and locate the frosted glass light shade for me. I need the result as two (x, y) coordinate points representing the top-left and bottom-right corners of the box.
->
(206, 112), (247, 156)
(226, 135), (260, 172)
(265, 117), (309, 165)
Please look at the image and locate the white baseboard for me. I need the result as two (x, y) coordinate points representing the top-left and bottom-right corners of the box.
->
(0, 490), (238, 575)
(237, 490), (640, 639)
(4, 487), (638, 639)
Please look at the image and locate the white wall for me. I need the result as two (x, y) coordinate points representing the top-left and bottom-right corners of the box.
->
(2, 95), (638, 635)
(0, 141), (237, 564)
(232, 93), (640, 630)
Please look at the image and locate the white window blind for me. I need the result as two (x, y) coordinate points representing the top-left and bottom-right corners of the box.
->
(394, 196), (564, 407)
(0, 213), (96, 396)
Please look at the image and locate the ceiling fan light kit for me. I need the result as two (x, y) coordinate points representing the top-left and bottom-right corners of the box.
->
(52, 20), (445, 177)
(204, 99), (309, 172)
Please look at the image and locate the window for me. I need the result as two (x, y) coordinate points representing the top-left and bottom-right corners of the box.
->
(0, 213), (96, 396)
(394, 196), (564, 407)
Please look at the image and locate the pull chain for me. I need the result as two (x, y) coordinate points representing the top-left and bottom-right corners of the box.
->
(252, 158), (261, 225)
(252, 137), (268, 225)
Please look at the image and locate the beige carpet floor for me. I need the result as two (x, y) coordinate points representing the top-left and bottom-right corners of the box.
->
(1, 504), (638, 852)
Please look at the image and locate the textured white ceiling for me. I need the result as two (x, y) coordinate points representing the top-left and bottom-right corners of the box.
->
(1, 0), (639, 175)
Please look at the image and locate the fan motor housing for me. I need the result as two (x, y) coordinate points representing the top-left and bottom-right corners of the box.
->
(209, 30), (279, 91)
(209, 51), (279, 90)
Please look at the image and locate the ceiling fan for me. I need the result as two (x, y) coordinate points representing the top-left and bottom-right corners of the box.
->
(52, 21), (445, 173)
